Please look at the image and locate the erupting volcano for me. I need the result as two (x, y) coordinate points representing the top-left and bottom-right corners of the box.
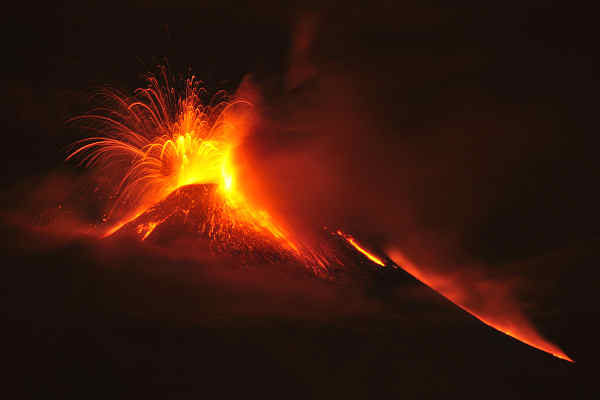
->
(67, 69), (330, 274)
(67, 68), (573, 363)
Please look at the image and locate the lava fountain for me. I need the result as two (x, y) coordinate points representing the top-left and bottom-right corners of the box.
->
(67, 68), (328, 273)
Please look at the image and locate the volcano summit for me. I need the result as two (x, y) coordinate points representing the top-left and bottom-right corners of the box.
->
(113, 184), (300, 264)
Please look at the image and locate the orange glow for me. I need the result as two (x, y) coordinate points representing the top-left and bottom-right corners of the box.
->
(67, 70), (318, 268)
(336, 230), (385, 267)
(387, 249), (573, 362)
(66, 68), (572, 363)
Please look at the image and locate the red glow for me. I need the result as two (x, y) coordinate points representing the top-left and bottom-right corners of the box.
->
(388, 249), (573, 362)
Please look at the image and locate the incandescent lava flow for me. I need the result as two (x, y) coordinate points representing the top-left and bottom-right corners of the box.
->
(67, 67), (573, 363)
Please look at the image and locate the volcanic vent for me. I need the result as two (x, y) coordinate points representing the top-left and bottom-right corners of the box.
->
(113, 183), (299, 263)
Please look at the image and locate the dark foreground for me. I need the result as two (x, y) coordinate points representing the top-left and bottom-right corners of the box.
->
(1, 222), (593, 399)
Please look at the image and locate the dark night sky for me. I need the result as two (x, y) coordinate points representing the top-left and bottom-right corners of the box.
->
(1, 1), (597, 398)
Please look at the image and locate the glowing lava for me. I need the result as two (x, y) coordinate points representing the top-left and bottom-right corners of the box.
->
(338, 233), (572, 362)
(67, 69), (310, 266)
(336, 230), (385, 267)
(388, 249), (573, 362)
